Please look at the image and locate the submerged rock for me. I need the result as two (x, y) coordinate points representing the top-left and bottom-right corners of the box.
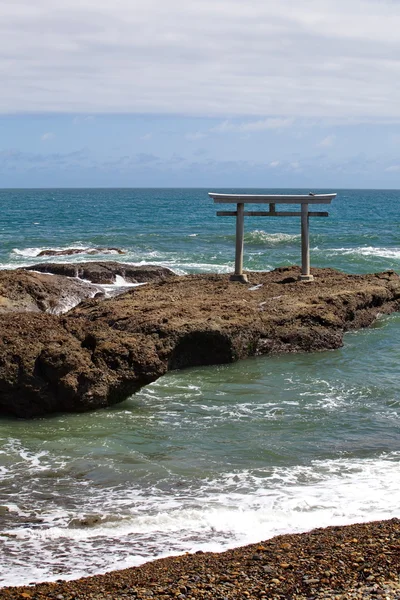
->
(24, 262), (175, 284)
(37, 247), (125, 257)
(0, 267), (399, 417)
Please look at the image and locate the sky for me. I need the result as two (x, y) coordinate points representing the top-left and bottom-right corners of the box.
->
(1, 0), (400, 188)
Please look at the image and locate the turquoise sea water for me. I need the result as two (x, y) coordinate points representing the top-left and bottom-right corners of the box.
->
(0, 188), (399, 586)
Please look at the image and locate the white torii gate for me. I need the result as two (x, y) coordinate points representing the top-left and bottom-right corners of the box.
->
(209, 192), (337, 283)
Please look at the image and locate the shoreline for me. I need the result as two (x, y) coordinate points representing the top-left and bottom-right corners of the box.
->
(1, 519), (400, 598)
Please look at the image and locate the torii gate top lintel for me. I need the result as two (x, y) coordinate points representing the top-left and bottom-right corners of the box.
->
(209, 192), (336, 204)
(208, 191), (337, 283)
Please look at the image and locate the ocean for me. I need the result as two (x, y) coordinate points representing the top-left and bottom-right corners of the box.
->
(0, 188), (399, 587)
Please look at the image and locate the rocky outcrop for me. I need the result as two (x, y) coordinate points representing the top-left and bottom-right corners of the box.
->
(0, 267), (399, 418)
(24, 262), (175, 284)
(0, 312), (161, 417)
(0, 269), (101, 315)
(37, 247), (125, 257)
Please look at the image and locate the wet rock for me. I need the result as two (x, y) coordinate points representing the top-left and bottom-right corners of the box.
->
(37, 247), (125, 257)
(68, 515), (102, 528)
(24, 262), (175, 284)
(0, 269), (100, 314)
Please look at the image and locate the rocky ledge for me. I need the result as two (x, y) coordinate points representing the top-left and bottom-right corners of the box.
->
(0, 267), (399, 418)
(1, 519), (400, 599)
(23, 261), (175, 284)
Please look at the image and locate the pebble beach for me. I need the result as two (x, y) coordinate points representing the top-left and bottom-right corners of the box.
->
(1, 519), (400, 599)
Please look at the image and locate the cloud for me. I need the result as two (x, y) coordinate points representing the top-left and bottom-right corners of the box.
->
(385, 165), (400, 172)
(41, 132), (55, 142)
(269, 160), (280, 168)
(317, 134), (336, 147)
(0, 148), (88, 170)
(213, 118), (294, 133)
(72, 116), (95, 125)
(134, 153), (159, 164)
(1, 1), (400, 120)
(185, 131), (207, 140)
(140, 133), (152, 141)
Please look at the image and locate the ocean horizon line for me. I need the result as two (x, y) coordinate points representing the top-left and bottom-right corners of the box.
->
(0, 186), (399, 191)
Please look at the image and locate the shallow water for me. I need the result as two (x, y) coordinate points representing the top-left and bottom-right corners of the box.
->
(0, 188), (399, 586)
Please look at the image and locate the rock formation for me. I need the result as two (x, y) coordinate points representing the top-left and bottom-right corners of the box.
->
(0, 267), (399, 418)
(24, 262), (175, 284)
(37, 247), (125, 257)
(0, 269), (101, 315)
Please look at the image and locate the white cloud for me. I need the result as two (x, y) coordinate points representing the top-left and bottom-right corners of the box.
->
(41, 132), (55, 141)
(185, 131), (207, 140)
(140, 133), (153, 141)
(318, 134), (336, 147)
(385, 165), (400, 172)
(72, 115), (95, 124)
(1, 1), (400, 119)
(269, 160), (280, 168)
(213, 118), (294, 133)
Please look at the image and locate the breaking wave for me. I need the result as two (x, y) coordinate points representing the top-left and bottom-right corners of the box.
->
(244, 231), (300, 247)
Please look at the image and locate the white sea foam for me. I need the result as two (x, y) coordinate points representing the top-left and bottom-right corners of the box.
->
(1, 453), (400, 587)
(327, 246), (400, 260)
(12, 244), (88, 258)
(48, 288), (102, 314)
(97, 277), (148, 297)
(11, 245), (124, 259)
(244, 231), (300, 246)
(134, 261), (232, 275)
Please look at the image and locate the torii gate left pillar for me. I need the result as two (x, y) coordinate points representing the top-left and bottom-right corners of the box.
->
(208, 193), (336, 282)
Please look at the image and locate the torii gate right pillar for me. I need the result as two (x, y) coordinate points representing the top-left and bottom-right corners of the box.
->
(299, 202), (313, 281)
(231, 202), (248, 283)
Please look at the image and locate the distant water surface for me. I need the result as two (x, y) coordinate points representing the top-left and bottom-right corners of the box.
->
(0, 188), (399, 586)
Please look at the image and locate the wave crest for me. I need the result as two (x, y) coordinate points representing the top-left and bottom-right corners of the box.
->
(244, 231), (300, 247)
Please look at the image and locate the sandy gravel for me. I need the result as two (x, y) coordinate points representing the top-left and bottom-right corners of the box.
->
(1, 519), (400, 599)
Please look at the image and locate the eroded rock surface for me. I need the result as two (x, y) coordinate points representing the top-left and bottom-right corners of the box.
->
(24, 261), (175, 284)
(0, 267), (399, 417)
(0, 269), (100, 315)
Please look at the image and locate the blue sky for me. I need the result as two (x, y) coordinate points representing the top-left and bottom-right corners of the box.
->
(1, 0), (400, 188)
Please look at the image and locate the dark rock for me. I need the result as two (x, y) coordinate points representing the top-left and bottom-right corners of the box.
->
(37, 247), (125, 257)
(0, 312), (163, 417)
(68, 515), (102, 528)
(24, 262), (175, 284)
(0, 267), (399, 418)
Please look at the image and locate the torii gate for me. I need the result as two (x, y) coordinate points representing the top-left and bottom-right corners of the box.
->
(208, 192), (336, 283)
